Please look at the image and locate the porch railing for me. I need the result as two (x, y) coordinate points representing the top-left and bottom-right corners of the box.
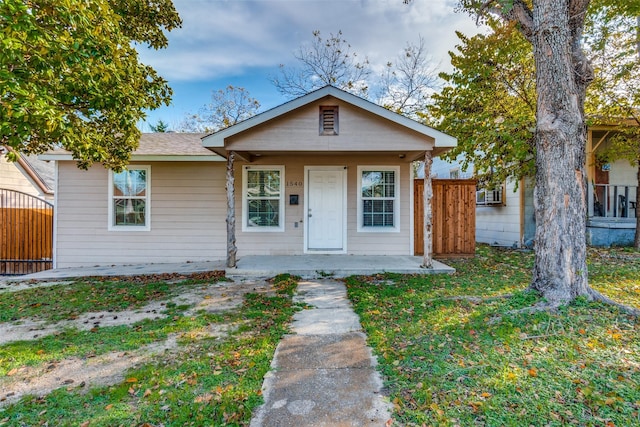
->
(588, 184), (638, 218)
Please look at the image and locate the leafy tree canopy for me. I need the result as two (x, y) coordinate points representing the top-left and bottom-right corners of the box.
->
(0, 0), (181, 170)
(149, 119), (170, 133)
(433, 1), (640, 189)
(431, 18), (536, 188)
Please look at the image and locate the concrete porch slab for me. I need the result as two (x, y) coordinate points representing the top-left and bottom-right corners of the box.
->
(3, 255), (454, 283)
(229, 255), (455, 278)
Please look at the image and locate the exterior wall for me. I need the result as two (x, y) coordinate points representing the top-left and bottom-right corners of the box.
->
(522, 177), (536, 247)
(608, 158), (637, 186)
(475, 178), (522, 247)
(55, 155), (414, 267)
(226, 99), (435, 153)
(55, 161), (227, 268)
(234, 154), (413, 256)
(0, 156), (49, 200)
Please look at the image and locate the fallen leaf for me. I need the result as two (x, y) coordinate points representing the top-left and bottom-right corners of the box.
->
(528, 368), (538, 377)
(105, 404), (113, 411)
(143, 389), (152, 398)
(125, 377), (138, 383)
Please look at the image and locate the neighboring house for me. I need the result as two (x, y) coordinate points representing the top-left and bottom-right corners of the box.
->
(0, 148), (55, 202)
(41, 86), (456, 268)
(431, 127), (638, 247)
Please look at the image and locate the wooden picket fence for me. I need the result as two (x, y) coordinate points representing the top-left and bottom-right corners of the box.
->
(0, 189), (53, 275)
(414, 179), (476, 257)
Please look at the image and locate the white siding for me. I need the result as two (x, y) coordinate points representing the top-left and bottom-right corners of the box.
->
(0, 156), (47, 199)
(609, 158), (637, 186)
(55, 161), (227, 268)
(476, 178), (522, 247)
(234, 154), (413, 256)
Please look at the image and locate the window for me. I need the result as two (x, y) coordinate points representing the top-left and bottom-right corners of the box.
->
(108, 166), (150, 231)
(243, 166), (285, 231)
(449, 168), (460, 179)
(476, 185), (505, 206)
(357, 166), (400, 232)
(319, 106), (338, 135)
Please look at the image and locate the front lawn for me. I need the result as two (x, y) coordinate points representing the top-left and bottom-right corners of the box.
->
(347, 246), (640, 426)
(0, 274), (299, 427)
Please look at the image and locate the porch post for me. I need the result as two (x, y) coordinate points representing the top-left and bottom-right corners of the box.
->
(226, 151), (237, 268)
(422, 150), (433, 268)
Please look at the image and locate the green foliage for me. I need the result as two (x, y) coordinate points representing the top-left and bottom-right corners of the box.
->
(585, 4), (640, 165)
(346, 245), (640, 426)
(149, 119), (170, 133)
(0, 0), (181, 170)
(431, 20), (536, 188)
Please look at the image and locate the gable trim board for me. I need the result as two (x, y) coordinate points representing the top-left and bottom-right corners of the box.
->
(43, 86), (457, 268)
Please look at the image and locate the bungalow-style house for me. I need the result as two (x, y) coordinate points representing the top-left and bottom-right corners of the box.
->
(41, 86), (456, 268)
(0, 148), (55, 202)
(431, 127), (638, 247)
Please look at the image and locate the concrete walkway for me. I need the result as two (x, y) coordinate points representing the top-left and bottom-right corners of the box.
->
(250, 279), (392, 427)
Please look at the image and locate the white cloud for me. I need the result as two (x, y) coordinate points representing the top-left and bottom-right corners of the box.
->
(137, 0), (484, 82)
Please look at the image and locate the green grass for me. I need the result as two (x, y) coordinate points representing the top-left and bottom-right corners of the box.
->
(346, 245), (640, 426)
(0, 274), (299, 427)
(0, 271), (226, 323)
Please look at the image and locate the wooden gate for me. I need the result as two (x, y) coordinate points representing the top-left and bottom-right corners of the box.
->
(0, 189), (53, 275)
(415, 179), (476, 257)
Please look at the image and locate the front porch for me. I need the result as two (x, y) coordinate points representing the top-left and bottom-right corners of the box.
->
(587, 184), (638, 247)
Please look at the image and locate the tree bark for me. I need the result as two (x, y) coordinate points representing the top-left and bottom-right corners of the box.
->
(528, 0), (592, 304)
(226, 151), (237, 268)
(422, 151), (433, 268)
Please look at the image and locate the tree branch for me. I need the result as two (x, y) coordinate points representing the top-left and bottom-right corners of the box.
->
(478, 0), (534, 42)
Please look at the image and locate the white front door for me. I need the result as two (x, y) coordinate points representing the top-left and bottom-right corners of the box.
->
(307, 168), (345, 251)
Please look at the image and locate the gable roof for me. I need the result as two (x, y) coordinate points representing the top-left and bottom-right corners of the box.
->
(1, 147), (55, 195)
(40, 133), (223, 162)
(201, 85), (456, 150)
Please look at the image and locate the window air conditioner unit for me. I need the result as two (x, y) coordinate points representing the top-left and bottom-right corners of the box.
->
(476, 187), (504, 206)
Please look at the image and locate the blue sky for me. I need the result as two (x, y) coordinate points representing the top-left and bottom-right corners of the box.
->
(137, 0), (484, 131)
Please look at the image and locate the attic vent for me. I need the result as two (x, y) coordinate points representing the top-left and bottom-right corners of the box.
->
(319, 106), (338, 135)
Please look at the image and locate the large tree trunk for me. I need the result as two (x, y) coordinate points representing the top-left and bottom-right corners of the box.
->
(529, 0), (592, 304)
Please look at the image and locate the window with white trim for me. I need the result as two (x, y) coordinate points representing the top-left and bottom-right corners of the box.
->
(108, 166), (150, 231)
(243, 166), (285, 231)
(357, 166), (400, 232)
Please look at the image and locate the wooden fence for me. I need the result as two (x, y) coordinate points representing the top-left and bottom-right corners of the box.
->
(415, 179), (476, 257)
(0, 189), (53, 274)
